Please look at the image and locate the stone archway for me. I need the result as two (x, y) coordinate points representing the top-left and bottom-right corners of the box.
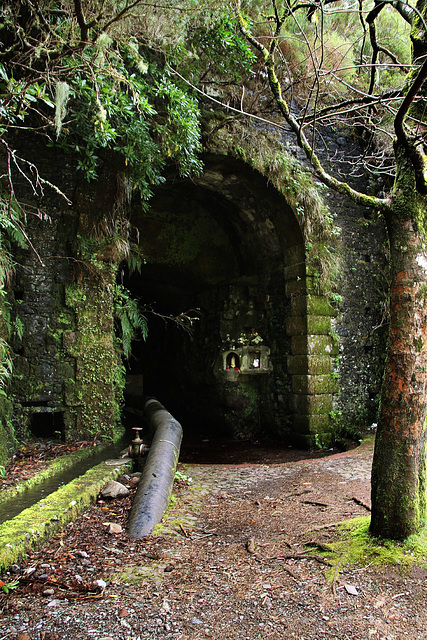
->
(122, 154), (336, 445)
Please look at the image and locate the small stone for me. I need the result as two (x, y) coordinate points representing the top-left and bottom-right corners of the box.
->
(344, 583), (359, 596)
(76, 550), (89, 558)
(106, 522), (122, 534)
(191, 618), (203, 625)
(118, 607), (129, 618)
(161, 599), (171, 613)
(42, 588), (55, 596)
(101, 481), (129, 499)
(47, 599), (62, 607)
(94, 579), (107, 589)
(120, 619), (132, 630)
(246, 538), (256, 553)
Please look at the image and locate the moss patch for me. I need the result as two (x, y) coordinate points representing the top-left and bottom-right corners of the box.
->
(315, 516), (427, 582)
(0, 396), (15, 470)
(65, 274), (124, 441)
(0, 458), (132, 571)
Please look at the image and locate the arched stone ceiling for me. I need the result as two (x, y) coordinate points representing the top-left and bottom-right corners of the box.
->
(129, 153), (303, 297)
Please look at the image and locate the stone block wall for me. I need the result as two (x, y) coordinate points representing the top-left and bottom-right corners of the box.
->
(1, 129), (389, 453)
(284, 129), (389, 434)
(284, 244), (339, 447)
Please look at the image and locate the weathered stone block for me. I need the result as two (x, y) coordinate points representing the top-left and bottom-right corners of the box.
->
(287, 355), (332, 375)
(286, 244), (305, 265)
(293, 413), (332, 434)
(290, 393), (333, 414)
(285, 276), (319, 296)
(290, 294), (307, 316)
(291, 295), (336, 317)
(307, 315), (331, 335)
(286, 315), (331, 336)
(291, 335), (335, 356)
(284, 262), (305, 280)
(285, 279), (305, 296)
(292, 374), (340, 395)
(286, 316), (306, 336)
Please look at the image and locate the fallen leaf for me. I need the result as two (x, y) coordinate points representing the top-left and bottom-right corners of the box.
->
(246, 538), (256, 553)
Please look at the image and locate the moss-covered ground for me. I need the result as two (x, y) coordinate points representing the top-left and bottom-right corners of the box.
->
(312, 515), (427, 582)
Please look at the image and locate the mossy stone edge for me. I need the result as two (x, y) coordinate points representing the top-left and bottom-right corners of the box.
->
(0, 458), (132, 572)
(0, 443), (112, 507)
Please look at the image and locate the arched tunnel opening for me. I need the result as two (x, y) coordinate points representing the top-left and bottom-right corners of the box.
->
(120, 155), (304, 459)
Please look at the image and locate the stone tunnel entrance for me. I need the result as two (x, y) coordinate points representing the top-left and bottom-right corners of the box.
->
(9, 153), (337, 448)
(121, 154), (329, 445)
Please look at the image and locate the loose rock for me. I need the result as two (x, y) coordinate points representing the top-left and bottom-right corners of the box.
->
(105, 522), (123, 534)
(100, 480), (129, 499)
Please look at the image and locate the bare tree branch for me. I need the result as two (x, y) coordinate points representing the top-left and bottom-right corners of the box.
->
(393, 56), (427, 192)
(235, 0), (391, 212)
(73, 0), (89, 43)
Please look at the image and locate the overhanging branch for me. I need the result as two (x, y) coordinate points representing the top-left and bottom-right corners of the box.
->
(235, 0), (391, 213)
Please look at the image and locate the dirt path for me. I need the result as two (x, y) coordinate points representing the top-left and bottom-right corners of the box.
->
(1, 441), (426, 640)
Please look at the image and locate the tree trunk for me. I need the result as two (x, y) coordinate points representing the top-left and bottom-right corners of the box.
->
(370, 149), (427, 540)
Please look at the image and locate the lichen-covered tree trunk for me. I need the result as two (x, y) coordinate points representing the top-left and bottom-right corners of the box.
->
(370, 150), (427, 539)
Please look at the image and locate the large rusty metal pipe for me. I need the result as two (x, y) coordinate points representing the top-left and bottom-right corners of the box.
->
(128, 398), (183, 538)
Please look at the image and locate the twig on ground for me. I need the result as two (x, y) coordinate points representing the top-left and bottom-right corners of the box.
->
(349, 497), (371, 511)
(267, 553), (333, 566)
(332, 562), (342, 597)
(305, 521), (345, 533)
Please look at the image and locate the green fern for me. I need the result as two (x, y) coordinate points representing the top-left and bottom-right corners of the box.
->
(113, 284), (148, 360)
(0, 196), (28, 250)
(0, 194), (28, 393)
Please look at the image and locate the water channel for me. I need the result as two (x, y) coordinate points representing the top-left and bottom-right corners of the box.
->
(0, 437), (131, 525)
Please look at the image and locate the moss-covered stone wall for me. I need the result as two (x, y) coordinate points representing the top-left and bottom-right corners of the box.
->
(63, 271), (122, 441)
(0, 123), (389, 459)
(6, 141), (126, 447)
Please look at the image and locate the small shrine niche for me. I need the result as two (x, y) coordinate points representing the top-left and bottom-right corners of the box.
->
(249, 350), (261, 369)
(226, 352), (241, 370)
(222, 345), (272, 376)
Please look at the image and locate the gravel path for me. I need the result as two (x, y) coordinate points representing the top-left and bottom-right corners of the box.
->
(1, 441), (426, 640)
